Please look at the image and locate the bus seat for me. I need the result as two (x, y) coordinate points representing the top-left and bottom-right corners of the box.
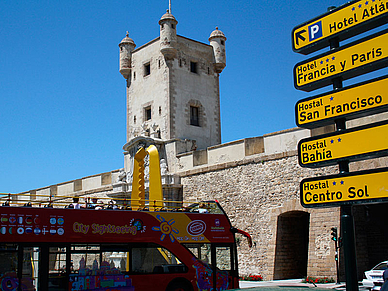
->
(153, 266), (164, 273)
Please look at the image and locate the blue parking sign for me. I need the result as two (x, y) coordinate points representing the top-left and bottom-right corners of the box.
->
(308, 21), (322, 41)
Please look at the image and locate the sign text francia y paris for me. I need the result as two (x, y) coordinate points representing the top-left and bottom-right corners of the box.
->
(294, 29), (388, 91)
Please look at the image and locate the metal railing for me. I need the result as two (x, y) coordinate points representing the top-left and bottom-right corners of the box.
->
(0, 193), (223, 214)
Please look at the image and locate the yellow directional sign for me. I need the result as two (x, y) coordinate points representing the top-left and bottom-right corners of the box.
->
(300, 167), (388, 207)
(295, 75), (388, 128)
(292, 0), (388, 54)
(298, 120), (388, 167)
(294, 29), (388, 92)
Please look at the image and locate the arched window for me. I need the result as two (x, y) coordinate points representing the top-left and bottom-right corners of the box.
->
(190, 106), (199, 126)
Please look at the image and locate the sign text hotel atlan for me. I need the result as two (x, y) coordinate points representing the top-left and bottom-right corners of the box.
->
(292, 0), (388, 208)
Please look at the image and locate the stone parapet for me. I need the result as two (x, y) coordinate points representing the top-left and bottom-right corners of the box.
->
(17, 170), (121, 201)
(176, 128), (310, 174)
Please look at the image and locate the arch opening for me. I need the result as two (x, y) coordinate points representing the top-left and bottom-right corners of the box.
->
(273, 211), (310, 279)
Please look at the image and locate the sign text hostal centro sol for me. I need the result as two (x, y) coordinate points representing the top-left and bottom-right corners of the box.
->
(292, 1), (388, 208)
(300, 167), (388, 208)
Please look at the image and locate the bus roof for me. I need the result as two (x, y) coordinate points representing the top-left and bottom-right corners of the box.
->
(0, 202), (234, 245)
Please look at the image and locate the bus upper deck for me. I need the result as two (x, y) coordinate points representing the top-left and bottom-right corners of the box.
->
(0, 146), (251, 290)
(0, 194), (251, 291)
(0, 195), (236, 245)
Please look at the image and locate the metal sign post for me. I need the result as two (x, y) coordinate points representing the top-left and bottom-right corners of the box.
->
(292, 1), (388, 289)
(341, 205), (358, 291)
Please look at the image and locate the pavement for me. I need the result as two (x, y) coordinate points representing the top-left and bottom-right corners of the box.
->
(238, 279), (347, 289)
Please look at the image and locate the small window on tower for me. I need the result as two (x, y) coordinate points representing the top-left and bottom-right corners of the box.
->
(221, 40), (225, 45)
(171, 24), (175, 29)
(145, 106), (152, 121)
(144, 63), (151, 76)
(190, 106), (200, 126)
(190, 61), (198, 74)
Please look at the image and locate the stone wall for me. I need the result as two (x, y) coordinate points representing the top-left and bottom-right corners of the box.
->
(181, 150), (341, 279)
(13, 170), (121, 206)
(11, 113), (388, 280)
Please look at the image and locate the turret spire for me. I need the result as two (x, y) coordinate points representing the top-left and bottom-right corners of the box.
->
(159, 4), (178, 59)
(209, 27), (227, 73)
(169, 0), (171, 14)
(118, 32), (136, 79)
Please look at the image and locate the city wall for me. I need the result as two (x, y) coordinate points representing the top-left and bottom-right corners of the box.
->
(13, 113), (388, 279)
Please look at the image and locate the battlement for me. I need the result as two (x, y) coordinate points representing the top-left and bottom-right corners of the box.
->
(175, 127), (310, 175)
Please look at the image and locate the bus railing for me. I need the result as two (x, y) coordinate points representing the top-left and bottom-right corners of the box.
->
(0, 192), (224, 214)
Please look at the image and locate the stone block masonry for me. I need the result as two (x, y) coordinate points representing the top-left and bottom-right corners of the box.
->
(181, 150), (341, 279)
(12, 117), (388, 280)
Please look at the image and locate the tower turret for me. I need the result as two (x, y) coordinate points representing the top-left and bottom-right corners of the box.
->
(209, 27), (226, 73)
(119, 32), (136, 79)
(159, 10), (178, 59)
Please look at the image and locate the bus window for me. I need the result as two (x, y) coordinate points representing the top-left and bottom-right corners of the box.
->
(49, 247), (66, 273)
(101, 251), (127, 272)
(131, 244), (187, 274)
(183, 243), (234, 272)
(48, 247), (67, 291)
(100, 244), (129, 272)
(69, 244), (135, 290)
(0, 244), (19, 290)
(184, 243), (212, 265)
(70, 244), (101, 274)
(183, 243), (235, 290)
(23, 247), (39, 291)
(215, 246), (232, 271)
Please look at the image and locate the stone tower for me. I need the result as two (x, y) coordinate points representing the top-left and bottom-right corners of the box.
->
(119, 10), (226, 151)
(115, 8), (227, 202)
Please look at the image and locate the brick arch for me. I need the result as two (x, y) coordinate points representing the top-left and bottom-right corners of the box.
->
(273, 210), (310, 279)
(267, 200), (311, 280)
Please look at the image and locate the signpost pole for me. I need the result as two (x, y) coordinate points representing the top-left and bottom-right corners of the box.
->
(341, 205), (359, 291)
(330, 31), (358, 290)
(330, 23), (359, 291)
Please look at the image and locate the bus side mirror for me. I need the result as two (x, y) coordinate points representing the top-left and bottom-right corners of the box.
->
(231, 228), (253, 248)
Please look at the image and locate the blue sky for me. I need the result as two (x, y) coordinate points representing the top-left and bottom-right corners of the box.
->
(1, 0), (387, 193)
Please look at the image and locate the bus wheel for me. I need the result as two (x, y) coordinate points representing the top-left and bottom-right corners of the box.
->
(166, 280), (192, 291)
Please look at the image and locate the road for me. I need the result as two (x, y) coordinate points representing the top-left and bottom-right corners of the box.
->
(236, 279), (370, 290)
